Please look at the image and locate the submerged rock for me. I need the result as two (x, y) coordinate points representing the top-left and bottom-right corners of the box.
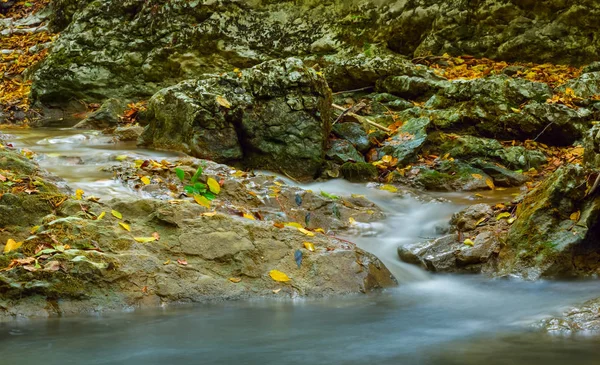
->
(139, 58), (332, 180)
(539, 297), (600, 334)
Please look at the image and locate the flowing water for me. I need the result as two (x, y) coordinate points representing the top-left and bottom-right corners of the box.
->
(2, 127), (600, 365)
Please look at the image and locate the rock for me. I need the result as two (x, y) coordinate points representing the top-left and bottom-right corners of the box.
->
(340, 162), (378, 182)
(139, 58), (332, 180)
(583, 125), (600, 169)
(377, 75), (449, 101)
(398, 203), (504, 273)
(499, 164), (599, 279)
(332, 122), (371, 153)
(560, 71), (600, 99)
(539, 297), (600, 334)
(423, 132), (547, 170)
(326, 139), (364, 164)
(380, 117), (430, 164)
(74, 99), (125, 129)
(469, 159), (530, 187)
(113, 125), (144, 142)
(406, 161), (491, 191)
(33, 0), (600, 106)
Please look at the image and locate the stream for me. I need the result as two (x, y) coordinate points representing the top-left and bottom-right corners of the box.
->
(2, 127), (600, 364)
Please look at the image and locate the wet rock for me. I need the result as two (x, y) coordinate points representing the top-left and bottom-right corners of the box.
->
(377, 75), (449, 101)
(139, 58), (332, 180)
(326, 139), (364, 164)
(424, 132), (547, 170)
(340, 162), (378, 183)
(407, 161), (491, 191)
(470, 159), (529, 187)
(539, 297), (600, 334)
(583, 125), (600, 169)
(398, 203), (505, 273)
(497, 164), (600, 279)
(113, 125), (144, 142)
(380, 117), (429, 164)
(560, 72), (600, 99)
(332, 122), (371, 153)
(74, 99), (125, 129)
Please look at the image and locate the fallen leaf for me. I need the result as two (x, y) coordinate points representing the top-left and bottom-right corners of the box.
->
(242, 213), (255, 220)
(507, 217), (516, 224)
(471, 174), (483, 179)
(285, 222), (303, 229)
(30, 225), (40, 235)
(485, 178), (495, 190)
(314, 228), (325, 234)
(229, 277), (242, 283)
(111, 210), (123, 219)
(152, 232), (161, 241)
(216, 95), (232, 108)
(134, 237), (157, 243)
(3, 239), (22, 253)
(194, 194), (211, 208)
(97, 211), (106, 220)
(207, 177), (221, 194)
(163, 259), (171, 265)
(119, 222), (131, 231)
(141, 176), (151, 185)
(269, 269), (290, 282)
(177, 258), (188, 265)
(463, 239), (475, 246)
(298, 228), (315, 237)
(380, 184), (398, 193)
(272, 288), (282, 294)
(115, 155), (128, 161)
(475, 217), (487, 226)
(496, 212), (511, 220)
(202, 211), (218, 217)
(303, 242), (315, 252)
(74, 189), (84, 200)
(570, 211), (581, 222)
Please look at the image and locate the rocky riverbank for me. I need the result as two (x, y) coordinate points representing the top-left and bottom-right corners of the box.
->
(2, 0), (600, 332)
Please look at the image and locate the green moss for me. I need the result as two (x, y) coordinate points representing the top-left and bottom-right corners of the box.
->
(340, 162), (378, 182)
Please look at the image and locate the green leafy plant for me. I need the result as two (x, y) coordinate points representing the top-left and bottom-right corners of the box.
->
(174, 165), (218, 200)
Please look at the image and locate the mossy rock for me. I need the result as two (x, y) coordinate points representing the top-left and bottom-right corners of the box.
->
(340, 162), (378, 182)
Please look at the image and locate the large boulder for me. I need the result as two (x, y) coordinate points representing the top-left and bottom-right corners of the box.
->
(32, 0), (600, 106)
(138, 58), (332, 180)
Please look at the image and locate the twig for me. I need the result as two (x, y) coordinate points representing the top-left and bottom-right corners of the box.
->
(332, 86), (374, 95)
(586, 173), (600, 197)
(533, 122), (554, 141)
(331, 104), (391, 132)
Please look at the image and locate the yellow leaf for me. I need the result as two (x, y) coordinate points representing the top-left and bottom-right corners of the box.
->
(194, 195), (211, 208)
(314, 228), (325, 234)
(380, 184), (398, 193)
(485, 178), (495, 190)
(507, 217), (516, 224)
(229, 277), (242, 283)
(496, 212), (511, 220)
(511, 107), (521, 113)
(243, 213), (255, 220)
(207, 177), (221, 194)
(134, 160), (144, 168)
(285, 222), (303, 229)
(74, 189), (84, 200)
(115, 155), (128, 161)
(463, 239), (474, 246)
(163, 259), (171, 265)
(201, 211), (217, 217)
(298, 227), (315, 237)
(475, 217), (487, 226)
(119, 222), (131, 231)
(348, 217), (356, 225)
(471, 174), (483, 179)
(3, 238), (22, 253)
(570, 211), (581, 222)
(134, 237), (157, 243)
(382, 155), (393, 163)
(215, 95), (232, 108)
(303, 242), (315, 252)
(141, 176), (151, 185)
(111, 210), (122, 219)
(30, 226), (40, 235)
(97, 211), (106, 220)
(269, 269), (290, 282)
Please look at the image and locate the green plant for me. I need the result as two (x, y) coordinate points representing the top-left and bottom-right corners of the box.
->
(174, 165), (217, 200)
